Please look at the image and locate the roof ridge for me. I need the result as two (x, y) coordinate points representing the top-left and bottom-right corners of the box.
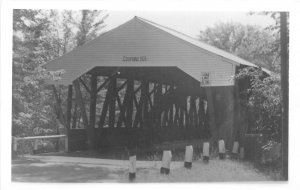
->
(135, 16), (271, 75)
(136, 16), (198, 41)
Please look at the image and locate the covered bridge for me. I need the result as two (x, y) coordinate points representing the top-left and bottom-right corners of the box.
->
(45, 16), (269, 151)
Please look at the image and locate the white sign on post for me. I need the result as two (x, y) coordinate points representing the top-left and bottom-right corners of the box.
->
(218, 140), (226, 153)
(203, 142), (210, 157)
(232, 141), (239, 154)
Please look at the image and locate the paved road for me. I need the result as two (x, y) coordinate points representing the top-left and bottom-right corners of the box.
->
(11, 154), (273, 182)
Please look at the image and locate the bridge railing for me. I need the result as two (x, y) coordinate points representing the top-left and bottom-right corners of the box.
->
(12, 135), (68, 154)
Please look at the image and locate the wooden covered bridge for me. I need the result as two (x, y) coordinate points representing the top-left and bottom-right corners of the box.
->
(45, 16), (269, 152)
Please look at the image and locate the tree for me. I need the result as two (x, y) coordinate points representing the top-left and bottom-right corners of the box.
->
(12, 9), (61, 137)
(199, 22), (280, 73)
(69, 10), (108, 46)
(198, 18), (283, 142)
(12, 9), (108, 138)
(236, 67), (282, 141)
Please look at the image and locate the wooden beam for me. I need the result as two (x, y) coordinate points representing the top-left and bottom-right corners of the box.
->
(133, 84), (143, 128)
(96, 77), (110, 93)
(73, 80), (89, 129)
(174, 103), (179, 127)
(198, 96), (204, 129)
(185, 96), (190, 128)
(71, 104), (78, 129)
(88, 73), (97, 149)
(154, 83), (162, 124)
(98, 86), (110, 128)
(134, 85), (142, 94)
(66, 85), (72, 130)
(141, 81), (149, 125)
(126, 78), (134, 128)
(189, 96), (196, 127)
(79, 77), (91, 93)
(147, 94), (153, 109)
(52, 85), (66, 126)
(117, 80), (128, 92)
(169, 86), (175, 127)
(149, 84), (159, 95)
(109, 77), (116, 128)
(205, 88), (217, 141)
(280, 12), (288, 180)
(179, 105), (184, 127)
(117, 92), (126, 128)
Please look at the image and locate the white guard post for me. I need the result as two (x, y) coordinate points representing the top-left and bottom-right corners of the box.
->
(203, 142), (210, 163)
(13, 137), (18, 152)
(184, 145), (193, 168)
(218, 139), (226, 159)
(232, 141), (239, 159)
(64, 136), (68, 152)
(240, 147), (245, 160)
(33, 139), (38, 154)
(160, 150), (172, 174)
(129, 155), (136, 180)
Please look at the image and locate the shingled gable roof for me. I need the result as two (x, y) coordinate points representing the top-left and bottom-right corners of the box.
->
(136, 16), (271, 74)
(45, 16), (270, 85)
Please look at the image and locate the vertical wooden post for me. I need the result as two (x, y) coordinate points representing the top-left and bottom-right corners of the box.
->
(33, 139), (38, 154)
(65, 85), (72, 151)
(280, 12), (288, 180)
(72, 104), (78, 129)
(13, 137), (18, 152)
(154, 83), (162, 123)
(66, 85), (73, 130)
(52, 85), (64, 152)
(126, 78), (134, 127)
(184, 145), (193, 168)
(169, 91), (174, 127)
(52, 85), (65, 125)
(73, 79), (89, 149)
(233, 83), (243, 147)
(205, 88), (217, 142)
(160, 150), (172, 174)
(141, 80), (149, 125)
(109, 77), (116, 128)
(179, 95), (184, 127)
(189, 96), (196, 128)
(64, 136), (69, 152)
(174, 103), (179, 127)
(89, 73), (97, 149)
(99, 80), (111, 128)
(185, 96), (190, 128)
(198, 96), (204, 130)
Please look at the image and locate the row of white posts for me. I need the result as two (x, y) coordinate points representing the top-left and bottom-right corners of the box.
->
(12, 135), (68, 154)
(128, 140), (245, 180)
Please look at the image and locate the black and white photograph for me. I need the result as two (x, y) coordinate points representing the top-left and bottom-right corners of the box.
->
(1, 0), (297, 188)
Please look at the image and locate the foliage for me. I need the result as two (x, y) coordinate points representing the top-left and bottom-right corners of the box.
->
(236, 68), (282, 141)
(12, 9), (108, 137)
(199, 22), (280, 73)
(198, 15), (284, 142)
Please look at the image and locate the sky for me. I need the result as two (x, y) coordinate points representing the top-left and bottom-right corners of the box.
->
(105, 11), (275, 38)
